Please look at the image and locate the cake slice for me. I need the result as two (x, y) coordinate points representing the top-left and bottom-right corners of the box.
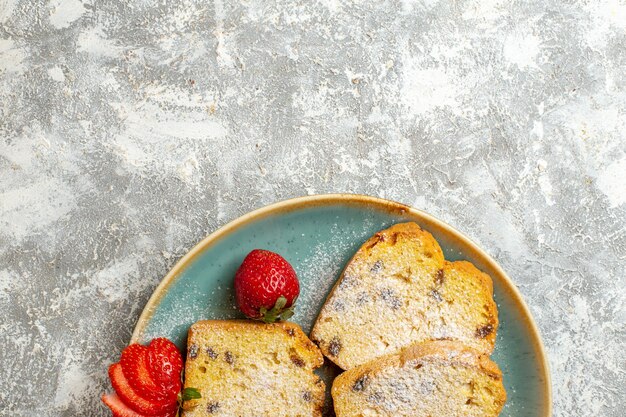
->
(311, 222), (498, 370)
(332, 340), (506, 417)
(181, 320), (325, 417)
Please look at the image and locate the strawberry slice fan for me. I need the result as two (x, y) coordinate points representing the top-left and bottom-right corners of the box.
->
(102, 338), (199, 417)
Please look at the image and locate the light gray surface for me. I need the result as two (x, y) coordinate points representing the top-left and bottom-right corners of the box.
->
(0, 0), (624, 416)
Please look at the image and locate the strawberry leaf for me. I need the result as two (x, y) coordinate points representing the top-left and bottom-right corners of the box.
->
(181, 387), (202, 401)
(275, 295), (287, 310)
(280, 306), (295, 320)
(260, 296), (291, 323)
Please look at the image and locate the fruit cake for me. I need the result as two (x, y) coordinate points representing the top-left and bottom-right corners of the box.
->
(181, 320), (325, 417)
(332, 340), (506, 417)
(311, 222), (498, 370)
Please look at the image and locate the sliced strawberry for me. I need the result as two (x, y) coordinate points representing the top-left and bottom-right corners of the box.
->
(109, 363), (177, 415)
(147, 338), (183, 387)
(102, 393), (146, 417)
(120, 344), (174, 402)
(102, 393), (178, 417)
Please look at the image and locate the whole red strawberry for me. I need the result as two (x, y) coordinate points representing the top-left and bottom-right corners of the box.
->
(234, 249), (300, 322)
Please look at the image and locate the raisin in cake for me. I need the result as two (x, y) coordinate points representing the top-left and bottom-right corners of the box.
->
(181, 320), (325, 417)
(311, 222), (498, 370)
(332, 340), (506, 417)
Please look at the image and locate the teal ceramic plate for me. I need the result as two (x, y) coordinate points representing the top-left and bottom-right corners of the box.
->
(132, 194), (551, 416)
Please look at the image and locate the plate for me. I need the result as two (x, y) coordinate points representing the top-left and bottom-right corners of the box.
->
(131, 194), (551, 416)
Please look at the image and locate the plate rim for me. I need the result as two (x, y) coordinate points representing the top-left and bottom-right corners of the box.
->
(131, 193), (552, 416)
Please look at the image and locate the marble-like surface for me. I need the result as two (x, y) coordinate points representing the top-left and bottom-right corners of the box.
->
(1, 0), (625, 415)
